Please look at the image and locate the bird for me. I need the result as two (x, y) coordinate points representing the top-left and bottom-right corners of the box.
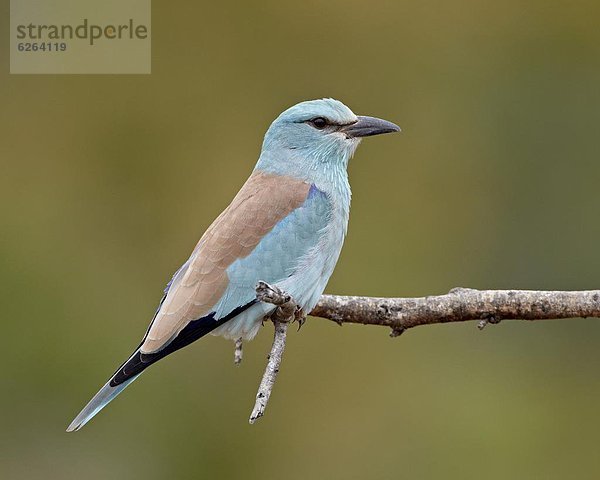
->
(66, 98), (400, 432)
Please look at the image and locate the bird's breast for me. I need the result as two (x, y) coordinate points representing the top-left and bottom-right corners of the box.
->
(280, 181), (350, 313)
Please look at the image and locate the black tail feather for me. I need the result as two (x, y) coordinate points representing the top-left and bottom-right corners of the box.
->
(110, 300), (256, 386)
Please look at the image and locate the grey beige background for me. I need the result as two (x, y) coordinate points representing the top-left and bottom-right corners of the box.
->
(2, 1), (600, 479)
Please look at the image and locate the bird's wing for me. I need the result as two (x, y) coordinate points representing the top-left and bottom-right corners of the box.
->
(66, 171), (331, 432)
(141, 170), (331, 354)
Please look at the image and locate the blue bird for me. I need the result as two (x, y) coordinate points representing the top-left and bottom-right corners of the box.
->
(66, 98), (400, 432)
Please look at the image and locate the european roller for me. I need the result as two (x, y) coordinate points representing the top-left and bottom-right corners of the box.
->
(67, 98), (399, 432)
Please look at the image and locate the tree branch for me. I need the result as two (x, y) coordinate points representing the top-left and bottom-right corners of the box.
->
(247, 287), (600, 423)
(310, 288), (600, 335)
(249, 281), (299, 424)
(234, 338), (243, 366)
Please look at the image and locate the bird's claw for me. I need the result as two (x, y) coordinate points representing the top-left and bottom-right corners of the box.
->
(293, 307), (307, 331)
(256, 281), (290, 306)
(256, 281), (298, 324)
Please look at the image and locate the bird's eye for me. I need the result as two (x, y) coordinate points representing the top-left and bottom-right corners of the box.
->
(310, 117), (328, 130)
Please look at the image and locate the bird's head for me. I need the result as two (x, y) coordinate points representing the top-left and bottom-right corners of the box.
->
(257, 99), (399, 180)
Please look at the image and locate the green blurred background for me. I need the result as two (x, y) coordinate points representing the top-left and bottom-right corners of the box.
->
(2, 1), (600, 478)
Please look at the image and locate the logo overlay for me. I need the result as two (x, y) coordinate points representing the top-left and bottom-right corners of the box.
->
(10, 0), (151, 74)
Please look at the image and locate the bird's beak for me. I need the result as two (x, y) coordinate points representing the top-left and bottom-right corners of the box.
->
(341, 115), (401, 138)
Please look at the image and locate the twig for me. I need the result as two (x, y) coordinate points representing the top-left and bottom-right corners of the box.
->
(234, 338), (243, 366)
(249, 282), (297, 424)
(310, 288), (600, 335)
(245, 287), (600, 423)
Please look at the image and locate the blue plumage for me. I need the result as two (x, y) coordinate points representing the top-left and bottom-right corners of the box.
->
(66, 99), (399, 432)
(214, 185), (331, 320)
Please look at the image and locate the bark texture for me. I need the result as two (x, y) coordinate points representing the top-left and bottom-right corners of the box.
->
(310, 288), (600, 335)
(249, 282), (298, 424)
(248, 286), (600, 424)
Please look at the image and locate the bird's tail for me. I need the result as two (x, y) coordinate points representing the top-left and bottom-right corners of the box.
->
(66, 374), (140, 432)
(66, 348), (146, 432)
(66, 304), (256, 432)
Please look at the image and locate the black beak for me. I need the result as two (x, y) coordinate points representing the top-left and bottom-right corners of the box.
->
(341, 115), (401, 138)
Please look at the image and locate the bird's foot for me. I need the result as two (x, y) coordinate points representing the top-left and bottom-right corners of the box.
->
(293, 307), (307, 331)
(256, 281), (297, 324)
(256, 281), (291, 305)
